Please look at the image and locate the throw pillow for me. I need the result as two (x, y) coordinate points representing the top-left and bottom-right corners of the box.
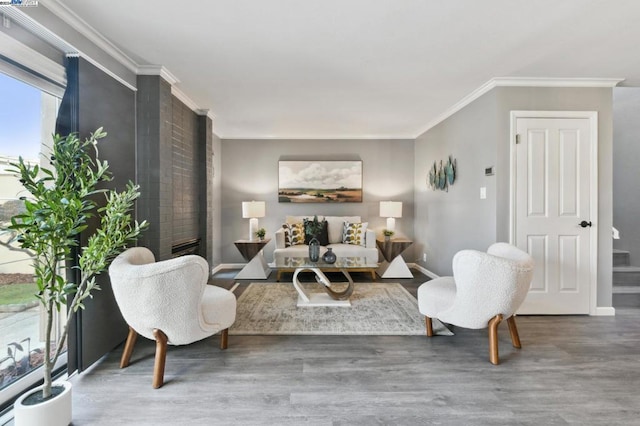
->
(303, 219), (329, 246)
(342, 222), (368, 247)
(325, 216), (361, 244)
(282, 223), (305, 247)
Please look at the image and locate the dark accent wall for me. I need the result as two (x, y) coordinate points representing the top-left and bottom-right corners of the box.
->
(74, 57), (136, 371)
(136, 75), (174, 260)
(171, 97), (200, 244)
(136, 75), (214, 264)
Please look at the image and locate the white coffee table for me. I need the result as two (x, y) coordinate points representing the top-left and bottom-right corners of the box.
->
(274, 257), (378, 307)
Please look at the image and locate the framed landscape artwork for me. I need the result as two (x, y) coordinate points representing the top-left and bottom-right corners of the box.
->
(278, 160), (363, 203)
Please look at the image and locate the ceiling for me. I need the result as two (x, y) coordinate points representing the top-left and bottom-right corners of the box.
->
(45, 0), (640, 139)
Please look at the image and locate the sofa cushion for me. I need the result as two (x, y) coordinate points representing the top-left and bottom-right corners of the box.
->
(326, 216), (361, 244)
(286, 215), (324, 224)
(303, 218), (329, 246)
(342, 222), (368, 246)
(282, 223), (305, 247)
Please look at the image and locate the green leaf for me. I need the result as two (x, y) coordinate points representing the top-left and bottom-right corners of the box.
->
(8, 127), (148, 396)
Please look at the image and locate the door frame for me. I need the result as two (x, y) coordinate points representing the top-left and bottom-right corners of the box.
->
(509, 110), (599, 315)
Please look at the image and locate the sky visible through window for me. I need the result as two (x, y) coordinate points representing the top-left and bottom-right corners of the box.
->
(0, 72), (42, 159)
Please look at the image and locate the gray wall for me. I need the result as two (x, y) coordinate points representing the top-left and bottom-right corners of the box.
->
(415, 86), (613, 308)
(211, 132), (223, 266)
(613, 88), (640, 265)
(220, 139), (415, 263)
(198, 115), (215, 268)
(414, 90), (499, 275)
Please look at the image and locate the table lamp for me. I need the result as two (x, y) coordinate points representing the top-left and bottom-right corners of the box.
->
(380, 201), (402, 232)
(242, 201), (266, 241)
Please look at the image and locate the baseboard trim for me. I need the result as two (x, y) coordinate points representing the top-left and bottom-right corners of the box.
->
(410, 263), (439, 280)
(211, 263), (246, 275)
(594, 307), (616, 316)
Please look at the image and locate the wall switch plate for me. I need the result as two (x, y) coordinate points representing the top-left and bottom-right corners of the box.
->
(423, 253), (427, 262)
(480, 187), (487, 199)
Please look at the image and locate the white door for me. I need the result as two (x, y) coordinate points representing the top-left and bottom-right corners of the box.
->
(512, 112), (597, 314)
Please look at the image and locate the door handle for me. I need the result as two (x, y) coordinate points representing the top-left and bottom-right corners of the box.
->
(579, 220), (592, 228)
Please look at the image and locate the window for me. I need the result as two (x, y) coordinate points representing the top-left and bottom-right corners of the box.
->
(0, 71), (63, 398)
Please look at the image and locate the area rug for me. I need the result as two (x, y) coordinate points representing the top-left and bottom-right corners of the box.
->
(229, 282), (453, 336)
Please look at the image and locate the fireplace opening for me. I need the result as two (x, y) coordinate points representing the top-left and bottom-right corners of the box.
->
(171, 238), (201, 258)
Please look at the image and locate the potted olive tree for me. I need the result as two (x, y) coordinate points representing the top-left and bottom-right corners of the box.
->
(9, 128), (147, 426)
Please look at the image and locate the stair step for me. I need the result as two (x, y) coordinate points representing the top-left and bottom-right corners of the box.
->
(613, 249), (631, 267)
(613, 266), (640, 286)
(613, 292), (640, 308)
(612, 286), (640, 294)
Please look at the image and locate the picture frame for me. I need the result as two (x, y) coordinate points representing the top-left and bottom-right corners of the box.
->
(278, 160), (363, 203)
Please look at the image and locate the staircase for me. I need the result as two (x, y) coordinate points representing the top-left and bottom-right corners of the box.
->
(613, 249), (640, 307)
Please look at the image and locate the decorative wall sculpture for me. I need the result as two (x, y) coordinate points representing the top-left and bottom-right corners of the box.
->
(428, 155), (456, 191)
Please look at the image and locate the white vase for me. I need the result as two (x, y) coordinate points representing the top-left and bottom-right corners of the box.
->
(14, 381), (72, 426)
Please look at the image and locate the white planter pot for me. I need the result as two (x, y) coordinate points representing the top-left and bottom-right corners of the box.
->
(14, 381), (72, 426)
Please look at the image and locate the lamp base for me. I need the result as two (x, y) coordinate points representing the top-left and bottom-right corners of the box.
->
(249, 218), (259, 241)
(386, 217), (396, 232)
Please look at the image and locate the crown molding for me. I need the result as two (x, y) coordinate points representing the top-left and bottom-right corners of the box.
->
(196, 109), (216, 125)
(137, 65), (179, 85)
(415, 77), (625, 137)
(39, 0), (138, 73)
(36, 1), (219, 116)
(492, 77), (624, 88)
(171, 86), (198, 111)
(171, 86), (215, 121)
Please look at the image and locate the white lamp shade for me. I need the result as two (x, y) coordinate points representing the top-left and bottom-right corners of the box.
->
(380, 201), (402, 218)
(242, 201), (266, 218)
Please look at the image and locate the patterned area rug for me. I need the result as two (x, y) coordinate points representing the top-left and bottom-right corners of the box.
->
(230, 282), (453, 336)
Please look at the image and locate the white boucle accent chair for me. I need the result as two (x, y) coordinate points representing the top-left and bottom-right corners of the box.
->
(417, 243), (534, 365)
(109, 247), (236, 388)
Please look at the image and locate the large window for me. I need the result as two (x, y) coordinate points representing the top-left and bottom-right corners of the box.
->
(0, 71), (62, 393)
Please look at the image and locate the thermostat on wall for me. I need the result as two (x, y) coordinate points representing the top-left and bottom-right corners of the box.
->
(485, 166), (494, 176)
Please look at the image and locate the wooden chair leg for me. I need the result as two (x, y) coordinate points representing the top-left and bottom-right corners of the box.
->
(507, 316), (522, 348)
(152, 329), (168, 389)
(425, 317), (434, 337)
(488, 314), (503, 365)
(120, 326), (138, 368)
(220, 328), (229, 350)
(371, 270), (376, 281)
(276, 271), (282, 282)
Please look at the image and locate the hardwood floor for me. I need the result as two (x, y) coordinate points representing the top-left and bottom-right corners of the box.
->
(67, 270), (640, 425)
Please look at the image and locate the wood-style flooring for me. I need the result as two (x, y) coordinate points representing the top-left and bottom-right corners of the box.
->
(67, 270), (640, 425)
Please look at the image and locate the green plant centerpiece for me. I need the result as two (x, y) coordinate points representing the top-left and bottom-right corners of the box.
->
(255, 227), (266, 240)
(304, 215), (323, 262)
(304, 215), (323, 240)
(383, 229), (395, 238)
(9, 128), (147, 403)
